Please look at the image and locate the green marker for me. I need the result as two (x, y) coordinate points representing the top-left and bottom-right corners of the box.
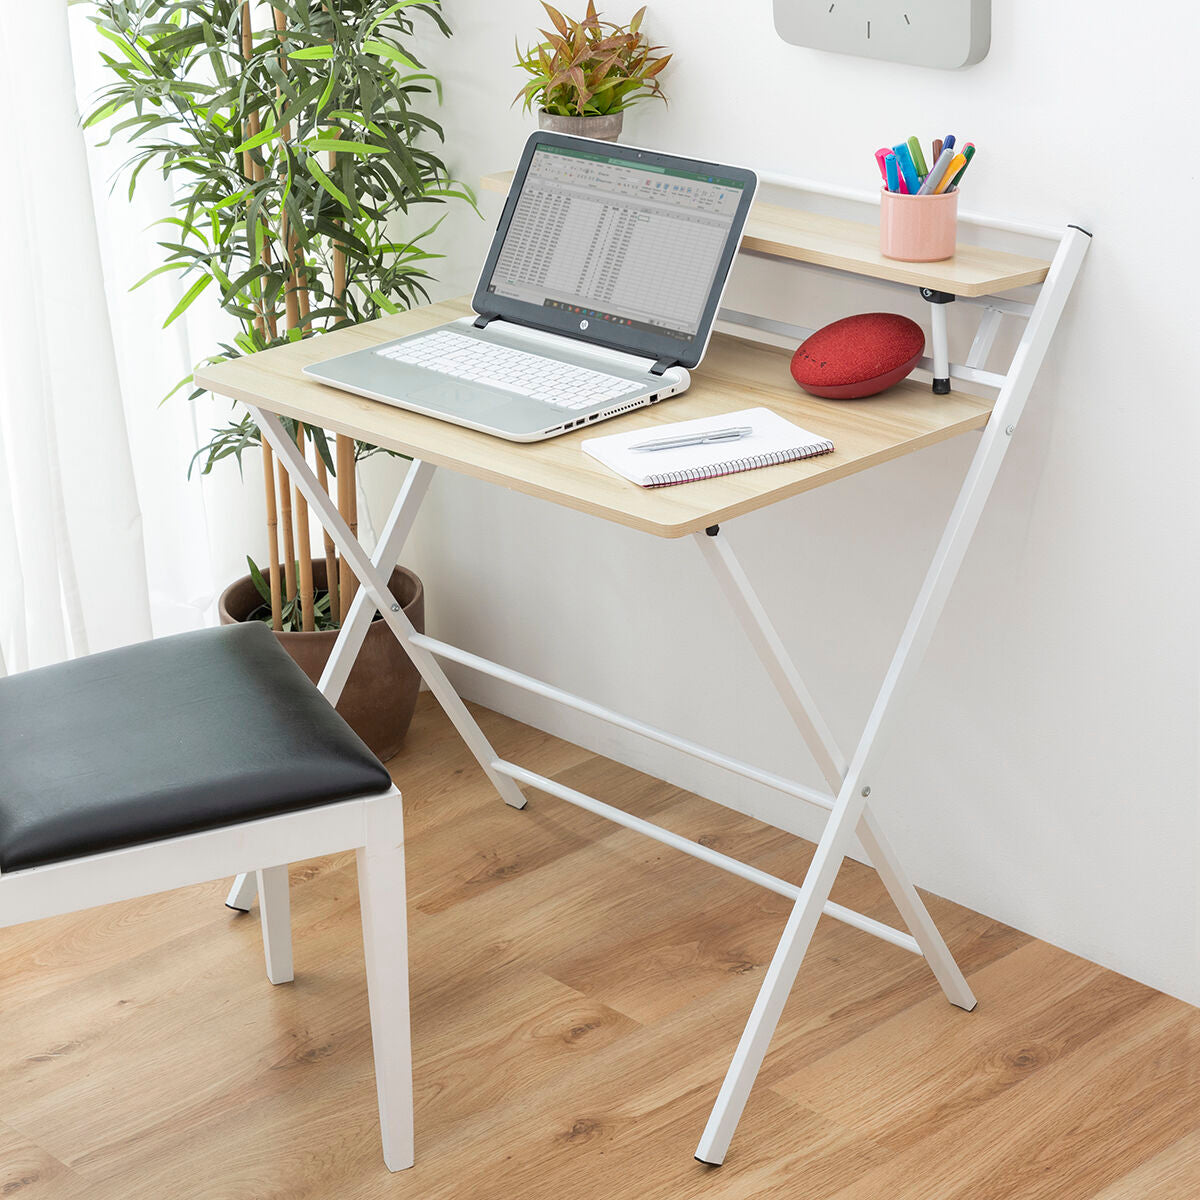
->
(907, 135), (929, 179)
(949, 143), (976, 187)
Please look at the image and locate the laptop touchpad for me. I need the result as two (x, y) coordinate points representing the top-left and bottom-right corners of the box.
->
(408, 382), (514, 413)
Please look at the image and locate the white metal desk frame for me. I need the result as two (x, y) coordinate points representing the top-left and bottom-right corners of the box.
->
(226, 208), (1090, 1167)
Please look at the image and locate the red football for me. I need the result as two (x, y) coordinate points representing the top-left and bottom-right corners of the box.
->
(790, 313), (925, 400)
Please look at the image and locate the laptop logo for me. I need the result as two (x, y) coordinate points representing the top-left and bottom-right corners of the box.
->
(579, 319), (589, 330)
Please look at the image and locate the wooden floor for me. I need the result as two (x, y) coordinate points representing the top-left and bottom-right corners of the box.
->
(2, 696), (1197, 1199)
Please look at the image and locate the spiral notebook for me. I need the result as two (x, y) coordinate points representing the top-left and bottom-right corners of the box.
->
(582, 408), (834, 488)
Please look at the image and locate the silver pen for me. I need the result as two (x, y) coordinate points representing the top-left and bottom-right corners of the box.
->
(629, 425), (754, 453)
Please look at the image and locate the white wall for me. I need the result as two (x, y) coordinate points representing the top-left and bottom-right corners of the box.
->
(370, 0), (1200, 1004)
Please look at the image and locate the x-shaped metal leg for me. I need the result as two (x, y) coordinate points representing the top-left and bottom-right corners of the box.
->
(689, 225), (1091, 1163)
(697, 530), (977, 1012)
(225, 431), (527, 913)
(692, 527), (975, 1164)
(249, 420), (526, 811)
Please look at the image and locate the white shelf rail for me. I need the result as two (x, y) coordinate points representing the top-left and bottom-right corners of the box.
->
(757, 168), (1068, 241)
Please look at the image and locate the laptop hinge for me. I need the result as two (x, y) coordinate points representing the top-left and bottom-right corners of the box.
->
(650, 356), (678, 377)
(473, 312), (497, 330)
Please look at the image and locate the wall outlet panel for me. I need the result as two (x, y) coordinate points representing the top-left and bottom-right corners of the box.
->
(775, 0), (991, 69)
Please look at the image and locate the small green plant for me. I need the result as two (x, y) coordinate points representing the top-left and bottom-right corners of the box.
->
(246, 557), (339, 631)
(514, 2), (670, 118)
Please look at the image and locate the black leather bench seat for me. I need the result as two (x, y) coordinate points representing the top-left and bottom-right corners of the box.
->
(0, 623), (392, 872)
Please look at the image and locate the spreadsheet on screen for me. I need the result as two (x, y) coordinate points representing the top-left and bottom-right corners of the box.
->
(488, 144), (745, 342)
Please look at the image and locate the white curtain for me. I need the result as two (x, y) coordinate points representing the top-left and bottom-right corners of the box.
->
(0, 4), (267, 675)
(67, 4), (269, 639)
(0, 3), (152, 674)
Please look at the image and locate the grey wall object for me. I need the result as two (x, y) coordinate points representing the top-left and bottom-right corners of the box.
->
(774, 1), (991, 69)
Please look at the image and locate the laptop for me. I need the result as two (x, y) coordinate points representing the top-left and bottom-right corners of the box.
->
(303, 131), (757, 442)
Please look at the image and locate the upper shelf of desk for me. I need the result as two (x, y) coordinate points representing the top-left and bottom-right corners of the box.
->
(479, 171), (1051, 298)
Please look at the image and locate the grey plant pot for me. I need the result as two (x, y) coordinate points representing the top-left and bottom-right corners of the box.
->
(538, 109), (624, 142)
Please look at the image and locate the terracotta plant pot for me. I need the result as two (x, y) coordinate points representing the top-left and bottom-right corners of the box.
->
(218, 561), (424, 762)
(538, 109), (623, 142)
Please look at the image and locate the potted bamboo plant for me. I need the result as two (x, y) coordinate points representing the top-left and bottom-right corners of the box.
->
(514, 2), (671, 142)
(83, 0), (470, 759)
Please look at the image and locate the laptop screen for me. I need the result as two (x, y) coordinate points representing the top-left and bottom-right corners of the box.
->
(475, 134), (757, 369)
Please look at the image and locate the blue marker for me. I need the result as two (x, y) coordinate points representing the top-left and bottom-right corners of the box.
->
(891, 142), (921, 195)
(943, 134), (956, 152)
(884, 152), (899, 193)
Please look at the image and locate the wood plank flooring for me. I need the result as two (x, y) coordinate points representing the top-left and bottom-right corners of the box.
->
(1, 695), (1196, 1199)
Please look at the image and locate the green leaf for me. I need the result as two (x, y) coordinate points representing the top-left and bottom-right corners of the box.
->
(364, 0), (431, 39)
(234, 122), (280, 153)
(300, 136), (389, 158)
(369, 288), (399, 314)
(95, 23), (146, 68)
(362, 38), (419, 69)
(220, 263), (269, 304)
(162, 273), (213, 327)
(247, 556), (272, 604)
(83, 97), (125, 128)
(130, 261), (190, 290)
(288, 45), (334, 60)
(306, 156), (353, 210)
(310, 425), (335, 474)
(158, 371), (196, 407)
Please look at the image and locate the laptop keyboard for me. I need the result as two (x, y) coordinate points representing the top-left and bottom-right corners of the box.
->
(375, 330), (640, 410)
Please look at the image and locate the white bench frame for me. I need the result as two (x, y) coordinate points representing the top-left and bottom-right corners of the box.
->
(2, 785), (413, 1172)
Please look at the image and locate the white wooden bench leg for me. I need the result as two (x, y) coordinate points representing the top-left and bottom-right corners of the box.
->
(256, 865), (294, 985)
(357, 788), (414, 1171)
(226, 871), (258, 912)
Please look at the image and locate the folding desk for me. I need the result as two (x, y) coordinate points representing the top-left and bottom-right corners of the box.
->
(197, 198), (1089, 1167)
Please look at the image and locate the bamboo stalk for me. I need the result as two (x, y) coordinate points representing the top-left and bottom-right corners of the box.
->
(293, 426), (316, 631)
(287, 410), (312, 634)
(336, 433), (357, 620)
(271, 3), (315, 630)
(297, 263), (312, 326)
(333, 239), (347, 302)
(279, 220), (300, 328)
(316, 452), (340, 625)
(283, 227), (302, 331)
(240, 4), (255, 179)
(277, 453), (298, 605)
(243, 2), (285, 628)
(331, 135), (348, 307)
(261, 439), (284, 631)
(329, 133), (359, 619)
(243, 100), (279, 339)
(346, 442), (359, 611)
(264, 102), (291, 600)
(244, 113), (279, 341)
(273, 5), (302, 334)
(263, 203), (288, 605)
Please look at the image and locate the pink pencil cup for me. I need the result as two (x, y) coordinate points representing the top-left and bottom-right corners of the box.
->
(879, 187), (959, 262)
